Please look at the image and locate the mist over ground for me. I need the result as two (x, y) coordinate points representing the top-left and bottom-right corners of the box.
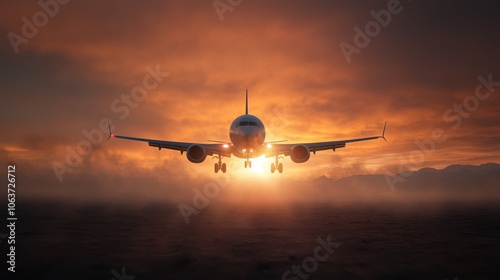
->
(2, 160), (499, 279)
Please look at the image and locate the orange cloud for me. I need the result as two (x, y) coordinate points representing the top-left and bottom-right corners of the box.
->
(1, 1), (499, 203)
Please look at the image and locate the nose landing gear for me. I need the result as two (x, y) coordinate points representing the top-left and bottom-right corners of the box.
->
(244, 159), (252, 168)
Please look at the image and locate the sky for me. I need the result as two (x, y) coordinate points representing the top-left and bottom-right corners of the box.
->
(1, 0), (499, 202)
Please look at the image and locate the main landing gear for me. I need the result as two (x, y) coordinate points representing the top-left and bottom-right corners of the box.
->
(271, 162), (283, 173)
(213, 154), (227, 173)
(271, 154), (284, 173)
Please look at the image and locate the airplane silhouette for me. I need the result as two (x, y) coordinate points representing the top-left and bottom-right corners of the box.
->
(109, 90), (386, 173)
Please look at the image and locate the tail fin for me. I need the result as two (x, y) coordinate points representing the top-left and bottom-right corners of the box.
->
(245, 89), (248, 115)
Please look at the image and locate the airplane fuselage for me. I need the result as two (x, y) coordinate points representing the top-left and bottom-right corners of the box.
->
(229, 114), (266, 159)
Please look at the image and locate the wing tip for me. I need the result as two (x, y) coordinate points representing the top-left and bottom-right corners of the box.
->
(381, 121), (387, 142)
(107, 121), (113, 141)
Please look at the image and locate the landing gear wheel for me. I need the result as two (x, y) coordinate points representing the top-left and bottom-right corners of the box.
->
(249, 161), (252, 168)
(272, 152), (284, 174)
(244, 161), (248, 168)
(213, 153), (226, 173)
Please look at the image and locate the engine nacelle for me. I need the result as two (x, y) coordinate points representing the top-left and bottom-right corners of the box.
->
(290, 145), (310, 163)
(186, 144), (207, 163)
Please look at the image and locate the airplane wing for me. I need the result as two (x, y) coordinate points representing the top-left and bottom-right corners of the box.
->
(107, 125), (231, 157)
(265, 122), (386, 158)
(111, 135), (232, 157)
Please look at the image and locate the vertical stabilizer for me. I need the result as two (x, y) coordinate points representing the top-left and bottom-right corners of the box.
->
(245, 89), (248, 115)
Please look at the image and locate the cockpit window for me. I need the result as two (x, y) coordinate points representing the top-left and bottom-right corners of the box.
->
(238, 121), (260, 127)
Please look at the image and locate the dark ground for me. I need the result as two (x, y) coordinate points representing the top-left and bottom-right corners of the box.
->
(2, 201), (500, 280)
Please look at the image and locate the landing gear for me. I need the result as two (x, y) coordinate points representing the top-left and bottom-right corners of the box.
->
(271, 163), (283, 173)
(213, 154), (226, 173)
(244, 160), (252, 168)
(271, 153), (284, 173)
(214, 162), (227, 173)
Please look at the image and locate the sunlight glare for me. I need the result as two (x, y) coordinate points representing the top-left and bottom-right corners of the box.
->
(249, 155), (269, 175)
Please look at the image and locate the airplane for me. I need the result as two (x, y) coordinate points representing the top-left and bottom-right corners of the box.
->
(108, 90), (386, 173)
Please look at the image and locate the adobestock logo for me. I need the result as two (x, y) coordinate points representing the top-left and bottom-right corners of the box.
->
(282, 235), (341, 280)
(51, 65), (169, 182)
(384, 73), (499, 190)
(213, 0), (244, 21)
(339, 0), (412, 63)
(7, 0), (71, 54)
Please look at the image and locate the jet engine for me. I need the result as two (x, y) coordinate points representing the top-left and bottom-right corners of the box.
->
(187, 144), (207, 163)
(290, 145), (310, 163)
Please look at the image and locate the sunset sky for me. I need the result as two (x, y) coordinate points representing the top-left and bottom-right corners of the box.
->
(1, 0), (499, 202)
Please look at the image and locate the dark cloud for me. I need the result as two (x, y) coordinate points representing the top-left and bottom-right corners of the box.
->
(1, 0), (499, 202)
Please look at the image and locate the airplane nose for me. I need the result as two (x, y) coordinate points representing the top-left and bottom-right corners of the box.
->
(243, 127), (263, 139)
(239, 127), (255, 137)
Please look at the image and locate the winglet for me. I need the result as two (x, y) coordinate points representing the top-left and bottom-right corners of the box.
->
(381, 121), (387, 141)
(107, 121), (113, 141)
(245, 89), (248, 115)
